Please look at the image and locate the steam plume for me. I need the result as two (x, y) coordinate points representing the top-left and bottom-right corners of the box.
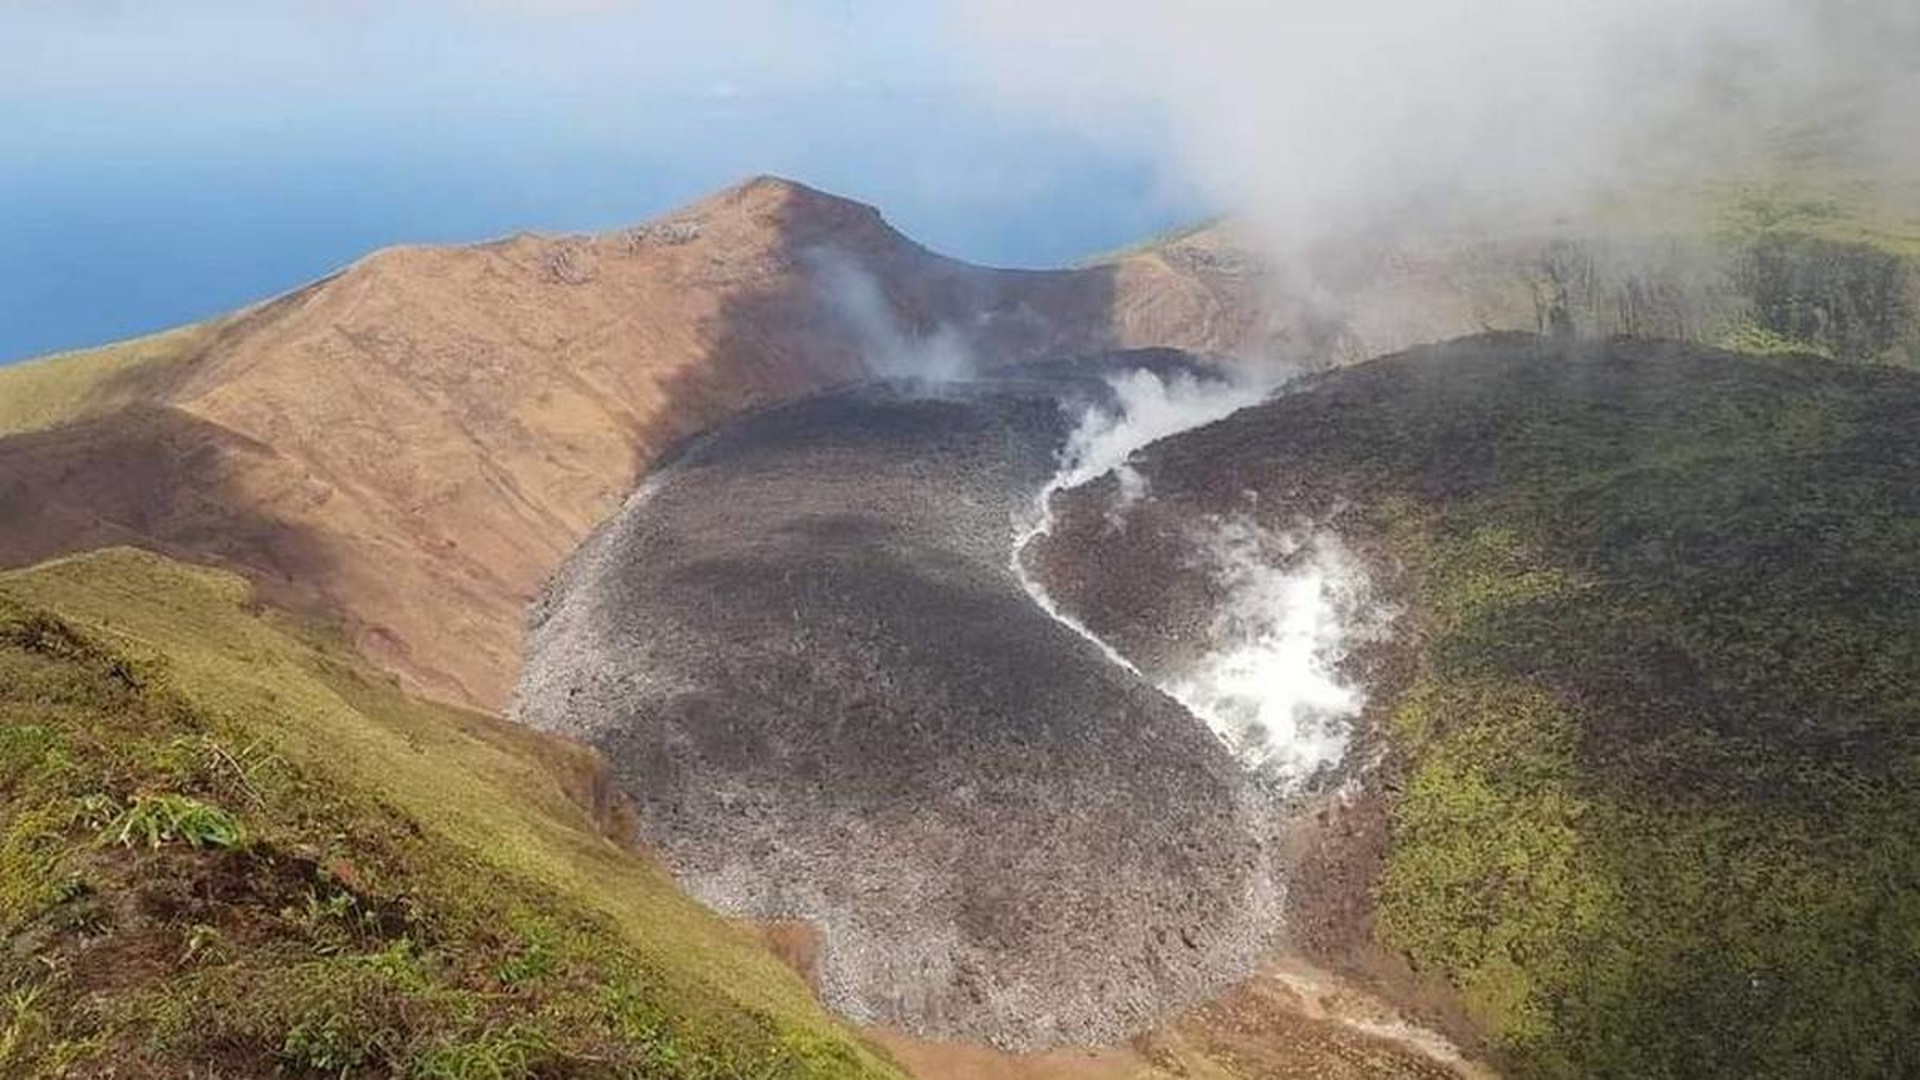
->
(1013, 366), (1269, 679)
(1015, 364), (1393, 789)
(950, 1), (1920, 258)
(806, 247), (977, 383)
(1162, 520), (1393, 787)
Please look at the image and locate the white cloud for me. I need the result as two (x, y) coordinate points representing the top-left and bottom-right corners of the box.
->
(944, 0), (1920, 257)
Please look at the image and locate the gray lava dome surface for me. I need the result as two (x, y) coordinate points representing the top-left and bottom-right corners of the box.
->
(513, 353), (1280, 1050)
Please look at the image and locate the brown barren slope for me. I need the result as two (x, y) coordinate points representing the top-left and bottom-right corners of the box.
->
(0, 177), (1267, 709)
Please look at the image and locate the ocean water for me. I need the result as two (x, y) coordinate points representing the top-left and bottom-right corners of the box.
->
(0, 91), (1199, 363)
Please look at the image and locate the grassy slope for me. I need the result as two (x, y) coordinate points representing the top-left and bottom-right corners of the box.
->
(1711, 178), (1920, 259)
(0, 326), (211, 437)
(0, 548), (903, 1079)
(1702, 175), (1920, 365)
(1290, 339), (1920, 1076)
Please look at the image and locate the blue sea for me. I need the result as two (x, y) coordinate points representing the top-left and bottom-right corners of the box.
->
(0, 90), (1200, 364)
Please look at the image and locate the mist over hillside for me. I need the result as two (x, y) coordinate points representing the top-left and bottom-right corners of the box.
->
(956, 1), (1920, 247)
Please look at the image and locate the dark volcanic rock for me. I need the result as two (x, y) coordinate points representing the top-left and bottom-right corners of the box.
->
(514, 354), (1280, 1050)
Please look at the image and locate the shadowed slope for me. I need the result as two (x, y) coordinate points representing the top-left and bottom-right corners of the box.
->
(0, 407), (333, 594)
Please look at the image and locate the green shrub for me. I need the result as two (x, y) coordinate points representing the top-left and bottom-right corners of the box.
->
(105, 793), (243, 850)
(283, 1010), (384, 1074)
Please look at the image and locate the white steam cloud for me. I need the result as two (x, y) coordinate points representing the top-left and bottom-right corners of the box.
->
(950, 1), (1920, 257)
(1057, 367), (1269, 488)
(1013, 366), (1270, 680)
(1015, 364), (1393, 790)
(1163, 520), (1393, 788)
(807, 247), (977, 383)
(987, 5), (1910, 780)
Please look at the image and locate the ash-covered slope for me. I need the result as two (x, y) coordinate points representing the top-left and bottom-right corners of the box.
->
(514, 354), (1283, 1051)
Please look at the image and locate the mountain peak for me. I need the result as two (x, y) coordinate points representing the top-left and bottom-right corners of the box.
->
(665, 174), (893, 252)
(734, 172), (837, 200)
(729, 173), (869, 210)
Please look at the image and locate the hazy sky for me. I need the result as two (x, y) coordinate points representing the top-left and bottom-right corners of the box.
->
(0, 2), (1198, 362)
(6, 1), (1912, 363)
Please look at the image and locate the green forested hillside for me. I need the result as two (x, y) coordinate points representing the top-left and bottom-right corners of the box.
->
(1322, 339), (1919, 1076)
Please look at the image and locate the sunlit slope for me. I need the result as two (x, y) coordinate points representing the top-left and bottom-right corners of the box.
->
(0, 547), (903, 1079)
(1356, 341), (1920, 1076)
(0, 323), (211, 437)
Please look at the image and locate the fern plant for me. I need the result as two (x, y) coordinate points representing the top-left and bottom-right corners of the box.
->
(106, 794), (243, 850)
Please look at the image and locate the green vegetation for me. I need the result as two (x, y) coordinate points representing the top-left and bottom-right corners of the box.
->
(0, 324), (209, 437)
(1706, 180), (1920, 367)
(105, 793), (245, 850)
(1711, 177), (1920, 261)
(0, 548), (903, 1079)
(1296, 339), (1920, 1077)
(1712, 319), (1834, 359)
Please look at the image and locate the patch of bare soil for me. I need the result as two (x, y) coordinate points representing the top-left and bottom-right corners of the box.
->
(868, 1029), (1150, 1080)
(758, 918), (825, 989)
(870, 955), (1489, 1080)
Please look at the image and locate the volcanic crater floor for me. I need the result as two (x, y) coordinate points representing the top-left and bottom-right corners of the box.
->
(514, 348), (1497, 1074)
